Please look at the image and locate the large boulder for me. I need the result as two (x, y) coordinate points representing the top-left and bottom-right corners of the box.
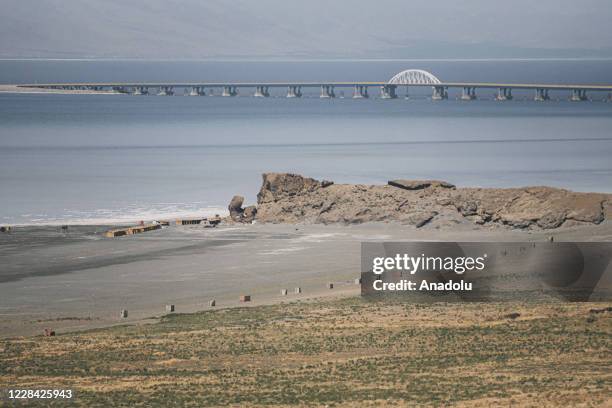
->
(228, 195), (245, 221)
(228, 195), (258, 223)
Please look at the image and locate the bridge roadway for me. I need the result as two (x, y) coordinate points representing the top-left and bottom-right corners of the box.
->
(19, 81), (612, 90)
(19, 81), (612, 101)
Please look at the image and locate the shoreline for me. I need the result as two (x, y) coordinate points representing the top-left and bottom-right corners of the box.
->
(1, 174), (611, 337)
(2, 221), (612, 338)
(0, 84), (119, 94)
(1, 209), (229, 228)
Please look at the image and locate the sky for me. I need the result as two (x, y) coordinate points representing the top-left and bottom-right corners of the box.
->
(1, 0), (612, 59)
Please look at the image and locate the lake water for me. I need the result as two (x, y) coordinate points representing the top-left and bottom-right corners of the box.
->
(1, 59), (612, 225)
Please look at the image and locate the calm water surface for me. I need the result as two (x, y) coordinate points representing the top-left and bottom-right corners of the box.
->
(1, 60), (612, 224)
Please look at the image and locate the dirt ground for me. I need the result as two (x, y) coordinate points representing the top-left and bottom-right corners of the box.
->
(1, 297), (610, 407)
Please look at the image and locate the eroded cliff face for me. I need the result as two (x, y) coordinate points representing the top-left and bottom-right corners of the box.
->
(236, 173), (611, 229)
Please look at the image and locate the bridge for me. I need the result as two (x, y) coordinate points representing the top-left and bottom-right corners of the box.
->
(19, 69), (612, 101)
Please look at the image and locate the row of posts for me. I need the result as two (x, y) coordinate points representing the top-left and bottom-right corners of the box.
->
(74, 85), (608, 101)
(118, 278), (363, 319)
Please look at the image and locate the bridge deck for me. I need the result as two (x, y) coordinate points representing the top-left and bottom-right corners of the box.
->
(18, 82), (612, 91)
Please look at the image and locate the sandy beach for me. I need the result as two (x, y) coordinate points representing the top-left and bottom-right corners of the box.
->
(1, 220), (611, 338)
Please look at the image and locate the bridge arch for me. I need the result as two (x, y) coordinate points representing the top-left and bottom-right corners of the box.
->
(388, 69), (441, 85)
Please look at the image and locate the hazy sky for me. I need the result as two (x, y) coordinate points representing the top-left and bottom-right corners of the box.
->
(1, 0), (612, 59)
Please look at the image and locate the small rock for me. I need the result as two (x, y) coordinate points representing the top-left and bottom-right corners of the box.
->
(407, 211), (437, 228)
(537, 213), (565, 229)
(319, 200), (335, 214)
(456, 201), (478, 216)
(242, 205), (257, 223)
(436, 198), (453, 206)
(471, 215), (486, 225)
(504, 312), (521, 320)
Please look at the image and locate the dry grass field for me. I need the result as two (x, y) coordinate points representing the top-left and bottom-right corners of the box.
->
(1, 298), (611, 407)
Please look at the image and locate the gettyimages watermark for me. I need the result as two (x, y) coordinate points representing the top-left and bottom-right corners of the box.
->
(361, 242), (612, 302)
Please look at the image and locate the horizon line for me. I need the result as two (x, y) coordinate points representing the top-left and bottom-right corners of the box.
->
(2, 57), (612, 63)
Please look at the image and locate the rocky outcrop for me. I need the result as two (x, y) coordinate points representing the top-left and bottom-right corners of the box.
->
(247, 173), (611, 229)
(257, 173), (330, 204)
(228, 195), (257, 223)
(451, 187), (607, 229)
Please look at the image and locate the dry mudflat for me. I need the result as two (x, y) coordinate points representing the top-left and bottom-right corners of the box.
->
(2, 221), (612, 337)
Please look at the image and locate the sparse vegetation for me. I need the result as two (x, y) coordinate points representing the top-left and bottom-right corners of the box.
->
(1, 298), (610, 407)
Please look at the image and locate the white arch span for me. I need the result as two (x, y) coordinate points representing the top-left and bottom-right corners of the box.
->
(388, 69), (441, 85)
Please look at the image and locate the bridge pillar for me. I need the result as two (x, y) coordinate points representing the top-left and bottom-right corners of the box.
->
(380, 85), (397, 99)
(113, 86), (130, 94)
(320, 85), (335, 98)
(534, 88), (550, 101)
(157, 86), (174, 96)
(254, 86), (270, 97)
(287, 86), (302, 98)
(570, 89), (587, 101)
(353, 85), (369, 98)
(432, 86), (448, 100)
(188, 86), (205, 96)
(461, 87), (476, 100)
(496, 88), (512, 101)
(133, 86), (149, 95)
(222, 86), (238, 97)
